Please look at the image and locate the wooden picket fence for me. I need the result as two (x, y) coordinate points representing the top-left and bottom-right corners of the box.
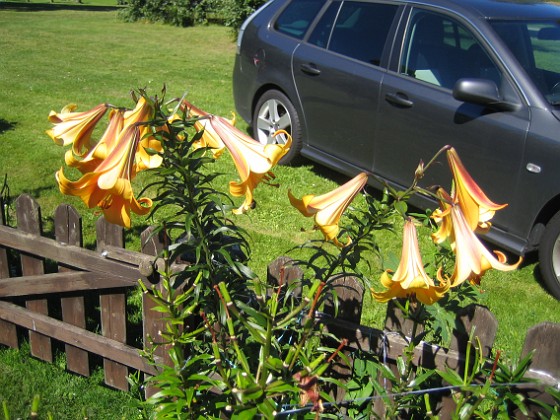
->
(0, 194), (558, 417)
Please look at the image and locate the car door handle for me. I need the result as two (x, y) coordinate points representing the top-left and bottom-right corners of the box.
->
(300, 63), (321, 76)
(385, 92), (414, 108)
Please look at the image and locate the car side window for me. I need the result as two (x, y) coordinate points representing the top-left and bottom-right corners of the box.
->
(309, 1), (398, 66)
(400, 10), (502, 89)
(274, 0), (325, 39)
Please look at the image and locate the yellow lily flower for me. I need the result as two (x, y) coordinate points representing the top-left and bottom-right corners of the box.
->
(47, 103), (108, 155)
(372, 219), (449, 305)
(182, 100), (229, 158)
(64, 108), (125, 174)
(206, 114), (291, 214)
(288, 172), (368, 247)
(447, 147), (507, 232)
(123, 96), (162, 172)
(56, 124), (152, 228)
(438, 197), (521, 287)
(431, 189), (455, 246)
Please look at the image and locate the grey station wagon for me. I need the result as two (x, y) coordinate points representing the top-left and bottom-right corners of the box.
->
(232, 0), (560, 299)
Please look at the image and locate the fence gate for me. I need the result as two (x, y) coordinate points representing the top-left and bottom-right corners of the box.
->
(0, 194), (166, 392)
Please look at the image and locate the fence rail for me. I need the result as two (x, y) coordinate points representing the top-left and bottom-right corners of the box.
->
(0, 194), (558, 417)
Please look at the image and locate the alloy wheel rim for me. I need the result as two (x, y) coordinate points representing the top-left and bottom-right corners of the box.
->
(553, 235), (560, 281)
(256, 98), (292, 145)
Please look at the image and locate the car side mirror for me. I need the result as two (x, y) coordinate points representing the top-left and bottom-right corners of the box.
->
(453, 78), (520, 111)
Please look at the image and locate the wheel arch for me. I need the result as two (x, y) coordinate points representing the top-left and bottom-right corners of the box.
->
(530, 193), (560, 248)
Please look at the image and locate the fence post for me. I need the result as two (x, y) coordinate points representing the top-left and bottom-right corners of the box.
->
(450, 304), (498, 363)
(383, 299), (425, 338)
(323, 275), (364, 405)
(266, 255), (303, 298)
(55, 204), (89, 377)
(438, 304), (498, 417)
(140, 226), (168, 398)
(0, 196), (18, 348)
(96, 217), (128, 391)
(16, 194), (52, 362)
(515, 322), (560, 418)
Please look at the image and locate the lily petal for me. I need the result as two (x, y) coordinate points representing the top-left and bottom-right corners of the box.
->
(47, 103), (108, 155)
(55, 123), (152, 228)
(289, 172), (368, 246)
(447, 147), (507, 232)
(123, 96), (162, 171)
(206, 112), (291, 213)
(65, 108), (125, 174)
(445, 203), (522, 287)
(182, 100), (231, 158)
(372, 219), (449, 305)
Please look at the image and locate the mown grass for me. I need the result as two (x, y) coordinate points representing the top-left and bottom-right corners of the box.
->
(0, 344), (143, 418)
(1, 3), (560, 417)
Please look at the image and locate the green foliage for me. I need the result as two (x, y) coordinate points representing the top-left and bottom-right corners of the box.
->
(435, 337), (537, 419)
(119, 0), (204, 26)
(0, 344), (142, 418)
(136, 90), (347, 418)
(219, 0), (267, 30)
(118, 0), (266, 29)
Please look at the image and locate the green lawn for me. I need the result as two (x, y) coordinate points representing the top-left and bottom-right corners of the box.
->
(1, 4), (560, 417)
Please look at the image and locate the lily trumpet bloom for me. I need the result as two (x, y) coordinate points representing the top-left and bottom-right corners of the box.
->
(123, 96), (162, 172)
(56, 124), (152, 228)
(372, 219), (449, 305)
(208, 114), (292, 214)
(437, 194), (521, 286)
(182, 100), (228, 158)
(447, 147), (507, 232)
(61, 97), (162, 174)
(47, 103), (108, 155)
(289, 172), (368, 247)
(64, 108), (125, 174)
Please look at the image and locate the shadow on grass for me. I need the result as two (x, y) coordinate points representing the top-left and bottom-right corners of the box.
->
(0, 1), (121, 12)
(0, 119), (17, 134)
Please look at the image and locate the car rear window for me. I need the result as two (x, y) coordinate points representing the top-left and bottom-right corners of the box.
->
(274, 0), (324, 39)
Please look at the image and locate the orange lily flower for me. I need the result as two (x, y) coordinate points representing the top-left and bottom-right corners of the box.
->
(440, 197), (521, 287)
(182, 100), (228, 158)
(431, 189), (455, 246)
(47, 103), (108, 155)
(64, 108), (125, 174)
(289, 172), (368, 247)
(61, 96), (162, 174)
(56, 124), (152, 228)
(447, 147), (507, 232)
(206, 114), (291, 214)
(123, 96), (162, 172)
(372, 219), (449, 305)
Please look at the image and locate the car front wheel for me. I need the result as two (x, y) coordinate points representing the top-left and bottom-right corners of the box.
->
(252, 90), (302, 165)
(538, 211), (560, 299)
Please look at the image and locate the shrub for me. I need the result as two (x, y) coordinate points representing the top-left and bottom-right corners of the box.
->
(119, 0), (267, 29)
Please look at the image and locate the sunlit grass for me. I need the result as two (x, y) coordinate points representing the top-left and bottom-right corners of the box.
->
(0, 343), (144, 418)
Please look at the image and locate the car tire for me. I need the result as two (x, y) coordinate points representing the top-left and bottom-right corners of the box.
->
(538, 211), (560, 299)
(252, 90), (303, 165)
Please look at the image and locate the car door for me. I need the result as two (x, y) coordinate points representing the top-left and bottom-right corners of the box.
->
(375, 8), (531, 229)
(292, 1), (400, 171)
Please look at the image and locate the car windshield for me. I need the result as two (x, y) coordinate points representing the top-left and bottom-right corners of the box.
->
(490, 20), (560, 105)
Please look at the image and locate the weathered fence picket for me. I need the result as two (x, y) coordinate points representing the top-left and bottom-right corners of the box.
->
(0, 195), (558, 418)
(0, 195), (162, 393)
(55, 204), (89, 377)
(0, 196), (17, 349)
